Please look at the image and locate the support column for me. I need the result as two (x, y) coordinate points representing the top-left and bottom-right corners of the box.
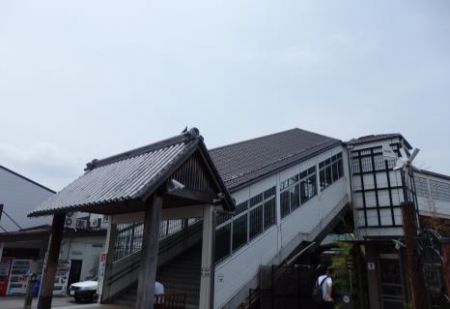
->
(402, 201), (429, 309)
(99, 219), (117, 303)
(136, 195), (162, 309)
(442, 239), (450, 300)
(365, 245), (380, 309)
(199, 205), (215, 309)
(37, 213), (65, 309)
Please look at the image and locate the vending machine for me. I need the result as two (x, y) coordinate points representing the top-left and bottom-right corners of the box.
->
(53, 260), (71, 296)
(0, 258), (12, 295)
(6, 259), (32, 295)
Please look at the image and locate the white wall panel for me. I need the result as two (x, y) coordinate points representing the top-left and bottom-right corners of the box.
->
(0, 168), (54, 231)
(214, 145), (348, 309)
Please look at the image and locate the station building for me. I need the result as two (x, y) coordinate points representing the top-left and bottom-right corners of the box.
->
(26, 128), (450, 309)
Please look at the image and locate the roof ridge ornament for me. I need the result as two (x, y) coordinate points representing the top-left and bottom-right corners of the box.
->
(85, 159), (99, 171)
(183, 127), (202, 142)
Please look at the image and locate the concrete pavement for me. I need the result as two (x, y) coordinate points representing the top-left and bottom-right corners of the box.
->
(0, 296), (132, 309)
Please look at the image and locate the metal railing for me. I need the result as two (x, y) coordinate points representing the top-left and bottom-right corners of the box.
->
(113, 218), (201, 262)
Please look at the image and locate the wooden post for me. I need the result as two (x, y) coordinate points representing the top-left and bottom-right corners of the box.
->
(401, 201), (429, 309)
(442, 239), (450, 300)
(365, 245), (380, 309)
(37, 213), (65, 309)
(199, 205), (215, 309)
(136, 195), (162, 309)
(99, 220), (117, 303)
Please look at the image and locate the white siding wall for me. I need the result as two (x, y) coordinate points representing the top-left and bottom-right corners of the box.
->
(214, 145), (349, 309)
(60, 236), (105, 281)
(349, 138), (406, 238)
(0, 168), (54, 231)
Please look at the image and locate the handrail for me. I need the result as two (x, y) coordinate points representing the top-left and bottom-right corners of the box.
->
(106, 219), (203, 289)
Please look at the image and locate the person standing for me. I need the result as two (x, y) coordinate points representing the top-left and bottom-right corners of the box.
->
(154, 281), (165, 309)
(316, 267), (334, 309)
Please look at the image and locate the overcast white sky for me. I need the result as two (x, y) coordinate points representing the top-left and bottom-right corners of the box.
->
(0, 0), (449, 191)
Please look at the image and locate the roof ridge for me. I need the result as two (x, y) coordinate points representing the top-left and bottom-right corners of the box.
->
(210, 128), (337, 152)
(85, 128), (201, 171)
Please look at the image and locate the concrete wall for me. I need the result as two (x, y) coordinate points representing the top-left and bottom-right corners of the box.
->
(60, 236), (105, 281)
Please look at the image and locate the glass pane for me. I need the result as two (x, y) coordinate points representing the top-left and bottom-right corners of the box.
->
(249, 206), (263, 240)
(263, 187), (276, 199)
(216, 213), (232, 226)
(215, 224), (231, 262)
(332, 162), (339, 182)
(235, 201), (248, 215)
(264, 199), (276, 230)
(280, 190), (290, 218)
(250, 194), (263, 206)
(290, 184), (300, 210)
(309, 174), (317, 198)
(232, 214), (248, 251)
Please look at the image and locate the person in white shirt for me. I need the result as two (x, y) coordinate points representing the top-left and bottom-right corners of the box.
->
(154, 281), (165, 295)
(316, 267), (334, 309)
(154, 281), (165, 307)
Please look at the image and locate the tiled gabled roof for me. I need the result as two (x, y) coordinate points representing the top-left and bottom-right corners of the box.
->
(209, 128), (341, 191)
(28, 128), (233, 217)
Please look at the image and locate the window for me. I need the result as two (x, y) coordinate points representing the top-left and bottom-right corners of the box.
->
(290, 184), (300, 210)
(280, 166), (318, 219)
(280, 190), (290, 218)
(216, 213), (232, 226)
(250, 194), (263, 206)
(319, 153), (344, 191)
(232, 214), (248, 251)
(215, 186), (277, 263)
(249, 206), (263, 240)
(263, 198), (276, 230)
(215, 224), (231, 262)
(235, 201), (248, 215)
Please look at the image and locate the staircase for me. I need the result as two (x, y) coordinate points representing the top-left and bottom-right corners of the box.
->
(114, 245), (202, 308)
(157, 245), (201, 308)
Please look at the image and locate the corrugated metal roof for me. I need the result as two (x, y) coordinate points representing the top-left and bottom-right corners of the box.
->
(29, 129), (234, 217)
(414, 168), (450, 182)
(347, 133), (412, 149)
(209, 128), (342, 191)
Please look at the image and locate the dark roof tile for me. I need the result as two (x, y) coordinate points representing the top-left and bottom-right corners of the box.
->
(209, 128), (341, 191)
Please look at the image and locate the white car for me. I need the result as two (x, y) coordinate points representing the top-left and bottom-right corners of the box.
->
(68, 279), (98, 303)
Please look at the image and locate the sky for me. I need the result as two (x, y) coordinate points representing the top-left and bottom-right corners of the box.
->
(0, 0), (449, 191)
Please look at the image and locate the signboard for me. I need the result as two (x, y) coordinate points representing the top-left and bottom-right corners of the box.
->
(97, 252), (107, 297)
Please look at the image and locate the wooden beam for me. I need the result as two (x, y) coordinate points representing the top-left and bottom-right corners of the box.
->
(37, 213), (65, 309)
(199, 205), (215, 309)
(167, 189), (215, 204)
(136, 195), (162, 309)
